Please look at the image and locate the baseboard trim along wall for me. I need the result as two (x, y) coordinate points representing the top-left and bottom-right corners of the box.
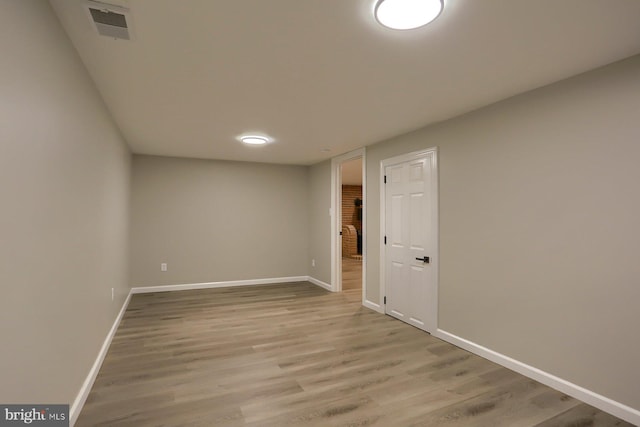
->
(434, 329), (640, 426)
(307, 276), (332, 291)
(70, 291), (132, 426)
(130, 276), (309, 294)
(363, 299), (383, 313)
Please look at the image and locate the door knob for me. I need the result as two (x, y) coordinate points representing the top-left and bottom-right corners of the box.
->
(416, 256), (430, 263)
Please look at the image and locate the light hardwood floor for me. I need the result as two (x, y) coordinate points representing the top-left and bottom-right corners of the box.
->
(77, 282), (632, 426)
(342, 257), (362, 291)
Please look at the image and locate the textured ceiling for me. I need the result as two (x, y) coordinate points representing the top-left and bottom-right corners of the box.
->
(50, 0), (640, 165)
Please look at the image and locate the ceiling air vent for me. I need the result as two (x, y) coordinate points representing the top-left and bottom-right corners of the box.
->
(84, 1), (133, 40)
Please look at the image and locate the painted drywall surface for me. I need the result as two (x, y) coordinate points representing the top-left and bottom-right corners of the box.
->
(366, 55), (640, 409)
(308, 161), (332, 284)
(130, 155), (309, 286)
(0, 1), (131, 404)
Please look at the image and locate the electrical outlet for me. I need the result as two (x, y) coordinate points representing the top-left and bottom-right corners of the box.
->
(312, 259), (315, 267)
(161, 263), (167, 272)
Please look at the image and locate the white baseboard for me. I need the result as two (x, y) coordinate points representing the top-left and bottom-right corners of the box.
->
(307, 276), (333, 291)
(363, 299), (383, 313)
(131, 276), (309, 294)
(70, 291), (132, 426)
(434, 329), (640, 426)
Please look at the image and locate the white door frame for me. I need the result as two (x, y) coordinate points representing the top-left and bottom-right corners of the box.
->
(331, 148), (366, 301)
(380, 147), (439, 332)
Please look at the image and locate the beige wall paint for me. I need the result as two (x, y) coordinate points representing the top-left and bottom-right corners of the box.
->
(365, 55), (640, 409)
(0, 0), (131, 404)
(130, 155), (309, 286)
(308, 161), (332, 284)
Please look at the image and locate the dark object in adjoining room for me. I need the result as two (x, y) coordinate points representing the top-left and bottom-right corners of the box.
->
(355, 198), (362, 221)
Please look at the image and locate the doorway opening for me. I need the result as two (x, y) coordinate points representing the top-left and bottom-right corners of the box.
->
(340, 158), (363, 293)
(331, 148), (366, 302)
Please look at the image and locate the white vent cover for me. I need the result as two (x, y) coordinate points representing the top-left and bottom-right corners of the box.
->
(84, 1), (133, 40)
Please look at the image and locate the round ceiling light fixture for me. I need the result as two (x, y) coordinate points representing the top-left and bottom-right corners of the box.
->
(375, 0), (443, 30)
(239, 135), (270, 145)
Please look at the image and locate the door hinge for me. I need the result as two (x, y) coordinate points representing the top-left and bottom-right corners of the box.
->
(384, 235), (387, 245)
(339, 231), (342, 236)
(384, 296), (387, 304)
(384, 175), (387, 184)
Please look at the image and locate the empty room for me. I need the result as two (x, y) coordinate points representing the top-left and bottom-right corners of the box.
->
(2, 0), (640, 426)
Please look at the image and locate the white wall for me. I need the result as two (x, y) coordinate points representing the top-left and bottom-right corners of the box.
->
(130, 155), (309, 286)
(0, 0), (131, 404)
(364, 55), (640, 410)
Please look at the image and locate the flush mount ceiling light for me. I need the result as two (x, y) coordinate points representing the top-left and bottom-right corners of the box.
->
(239, 135), (270, 145)
(375, 0), (443, 30)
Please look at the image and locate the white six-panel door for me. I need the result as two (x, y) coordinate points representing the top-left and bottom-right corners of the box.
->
(382, 149), (438, 333)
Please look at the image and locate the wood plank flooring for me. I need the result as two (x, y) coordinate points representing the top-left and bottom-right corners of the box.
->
(342, 257), (362, 291)
(77, 282), (633, 426)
